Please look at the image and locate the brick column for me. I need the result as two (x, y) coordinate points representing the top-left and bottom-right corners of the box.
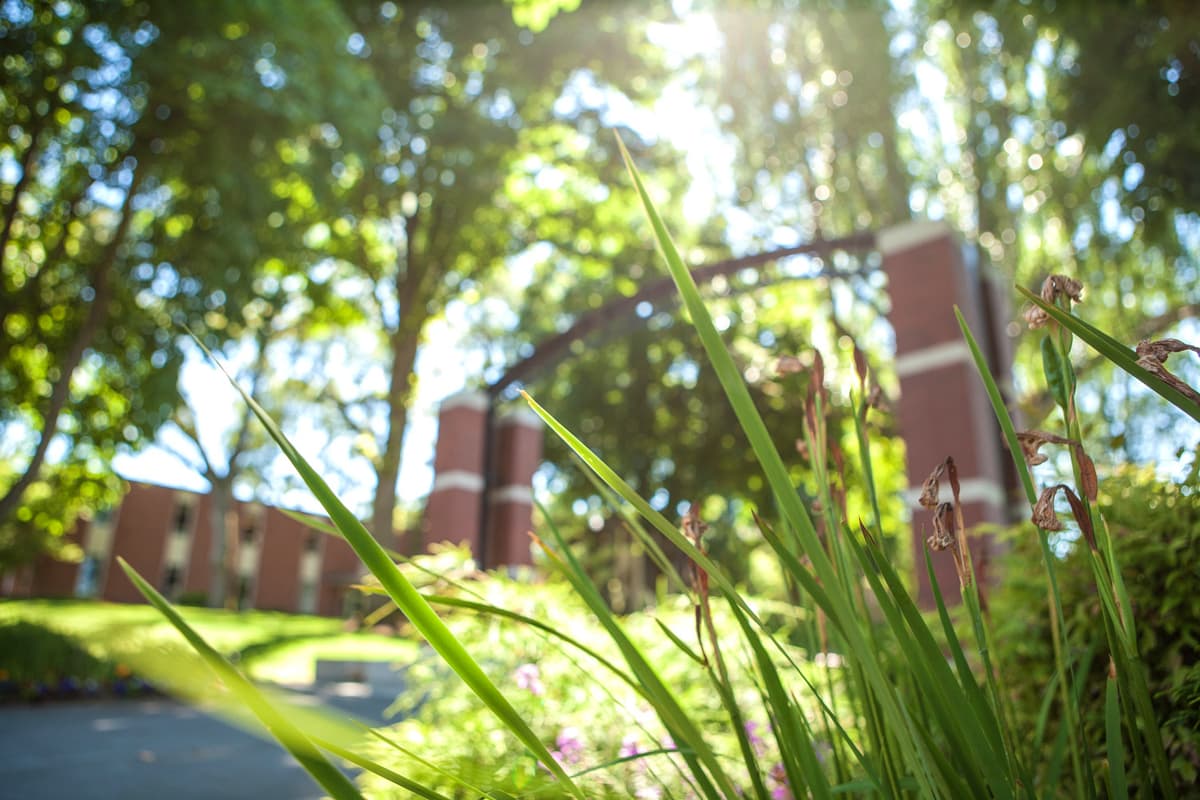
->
(425, 391), (489, 558)
(485, 408), (542, 570)
(879, 221), (1012, 606)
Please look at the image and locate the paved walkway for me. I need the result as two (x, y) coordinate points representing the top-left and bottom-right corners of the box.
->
(0, 685), (397, 800)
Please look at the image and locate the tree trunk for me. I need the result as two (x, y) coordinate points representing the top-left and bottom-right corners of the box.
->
(0, 168), (142, 527)
(0, 115), (45, 269)
(369, 327), (421, 545)
(207, 474), (237, 608)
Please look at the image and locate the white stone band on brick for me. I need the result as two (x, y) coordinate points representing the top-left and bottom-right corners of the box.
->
(876, 220), (954, 256)
(894, 340), (971, 378)
(495, 408), (542, 429)
(903, 477), (1006, 510)
(490, 485), (534, 504)
(440, 390), (489, 412)
(431, 470), (485, 493)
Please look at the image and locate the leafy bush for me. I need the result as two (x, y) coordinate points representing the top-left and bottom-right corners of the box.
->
(358, 550), (821, 799)
(992, 464), (1200, 788)
(360, 556), (816, 800)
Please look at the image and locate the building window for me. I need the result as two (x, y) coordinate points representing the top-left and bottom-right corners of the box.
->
(74, 555), (101, 598)
(241, 522), (258, 545)
(298, 581), (317, 615)
(162, 566), (182, 598)
(173, 502), (192, 533)
(305, 532), (320, 553)
(237, 577), (253, 610)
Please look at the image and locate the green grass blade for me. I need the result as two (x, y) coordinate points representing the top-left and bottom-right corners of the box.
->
(365, 727), (497, 799)
(1105, 677), (1129, 800)
(534, 499), (740, 800)
(954, 307), (1037, 505)
(654, 617), (706, 666)
(116, 558), (364, 800)
(726, 598), (836, 800)
(426, 594), (642, 691)
(190, 336), (587, 799)
(313, 735), (454, 800)
(1018, 287), (1200, 422)
(573, 453), (690, 591)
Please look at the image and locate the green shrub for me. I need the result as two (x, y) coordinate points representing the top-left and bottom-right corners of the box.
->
(358, 548), (821, 799)
(992, 464), (1200, 789)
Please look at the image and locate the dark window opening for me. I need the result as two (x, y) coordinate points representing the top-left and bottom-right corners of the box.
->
(173, 503), (192, 532)
(241, 523), (258, 544)
(237, 577), (253, 609)
(305, 532), (320, 553)
(162, 566), (181, 597)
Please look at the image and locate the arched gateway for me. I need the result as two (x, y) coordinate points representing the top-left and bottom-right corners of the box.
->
(425, 221), (1019, 606)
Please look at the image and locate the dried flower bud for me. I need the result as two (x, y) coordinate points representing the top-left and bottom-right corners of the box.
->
(1040, 274), (1084, 305)
(681, 505), (708, 546)
(1015, 430), (1075, 468)
(811, 350), (825, 393)
(866, 384), (884, 411)
(919, 470), (941, 510)
(1032, 485), (1066, 531)
(927, 502), (956, 551)
(777, 355), (804, 375)
(853, 345), (869, 386)
(1024, 304), (1051, 330)
(1078, 450), (1099, 502)
(1134, 338), (1200, 405)
(945, 457), (961, 505)
(1135, 338), (1200, 365)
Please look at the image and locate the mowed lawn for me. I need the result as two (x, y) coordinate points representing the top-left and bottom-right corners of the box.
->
(0, 599), (417, 686)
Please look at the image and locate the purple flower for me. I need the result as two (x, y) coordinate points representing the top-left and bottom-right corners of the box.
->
(556, 727), (585, 765)
(744, 720), (766, 755)
(619, 734), (642, 759)
(513, 663), (544, 697)
(769, 763), (793, 800)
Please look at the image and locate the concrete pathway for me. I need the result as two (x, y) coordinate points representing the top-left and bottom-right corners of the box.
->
(0, 685), (397, 800)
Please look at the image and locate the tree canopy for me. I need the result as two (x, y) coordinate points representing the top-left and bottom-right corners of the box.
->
(2, 0), (1197, 577)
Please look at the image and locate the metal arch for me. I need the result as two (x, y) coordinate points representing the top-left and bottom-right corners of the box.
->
(486, 229), (879, 399)
(474, 229), (880, 568)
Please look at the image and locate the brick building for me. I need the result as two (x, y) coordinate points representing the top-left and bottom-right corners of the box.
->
(3, 222), (1014, 612)
(1, 482), (363, 617)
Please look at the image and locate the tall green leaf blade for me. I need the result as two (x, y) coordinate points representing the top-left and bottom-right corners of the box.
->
(1019, 287), (1200, 422)
(1105, 678), (1128, 800)
(191, 336), (588, 799)
(616, 135), (943, 797)
(116, 558), (364, 800)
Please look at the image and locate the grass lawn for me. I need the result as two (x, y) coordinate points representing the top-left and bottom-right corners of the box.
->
(0, 598), (418, 689)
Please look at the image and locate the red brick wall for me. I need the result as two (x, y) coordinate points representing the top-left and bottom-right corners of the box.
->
(880, 222), (1012, 606)
(318, 535), (361, 618)
(183, 494), (215, 598)
(254, 507), (304, 612)
(102, 483), (174, 603)
(28, 524), (84, 597)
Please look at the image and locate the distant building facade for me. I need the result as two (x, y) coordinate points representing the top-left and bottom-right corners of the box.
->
(1, 482), (363, 617)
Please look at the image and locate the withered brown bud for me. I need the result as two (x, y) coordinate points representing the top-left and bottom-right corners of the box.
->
(1040, 274), (1084, 305)
(1032, 485), (1066, 531)
(919, 461), (946, 509)
(927, 502), (956, 551)
(777, 355), (804, 375)
(1078, 450), (1099, 503)
(1024, 304), (1051, 330)
(1134, 338), (1200, 405)
(681, 505), (708, 546)
(1015, 430), (1075, 468)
